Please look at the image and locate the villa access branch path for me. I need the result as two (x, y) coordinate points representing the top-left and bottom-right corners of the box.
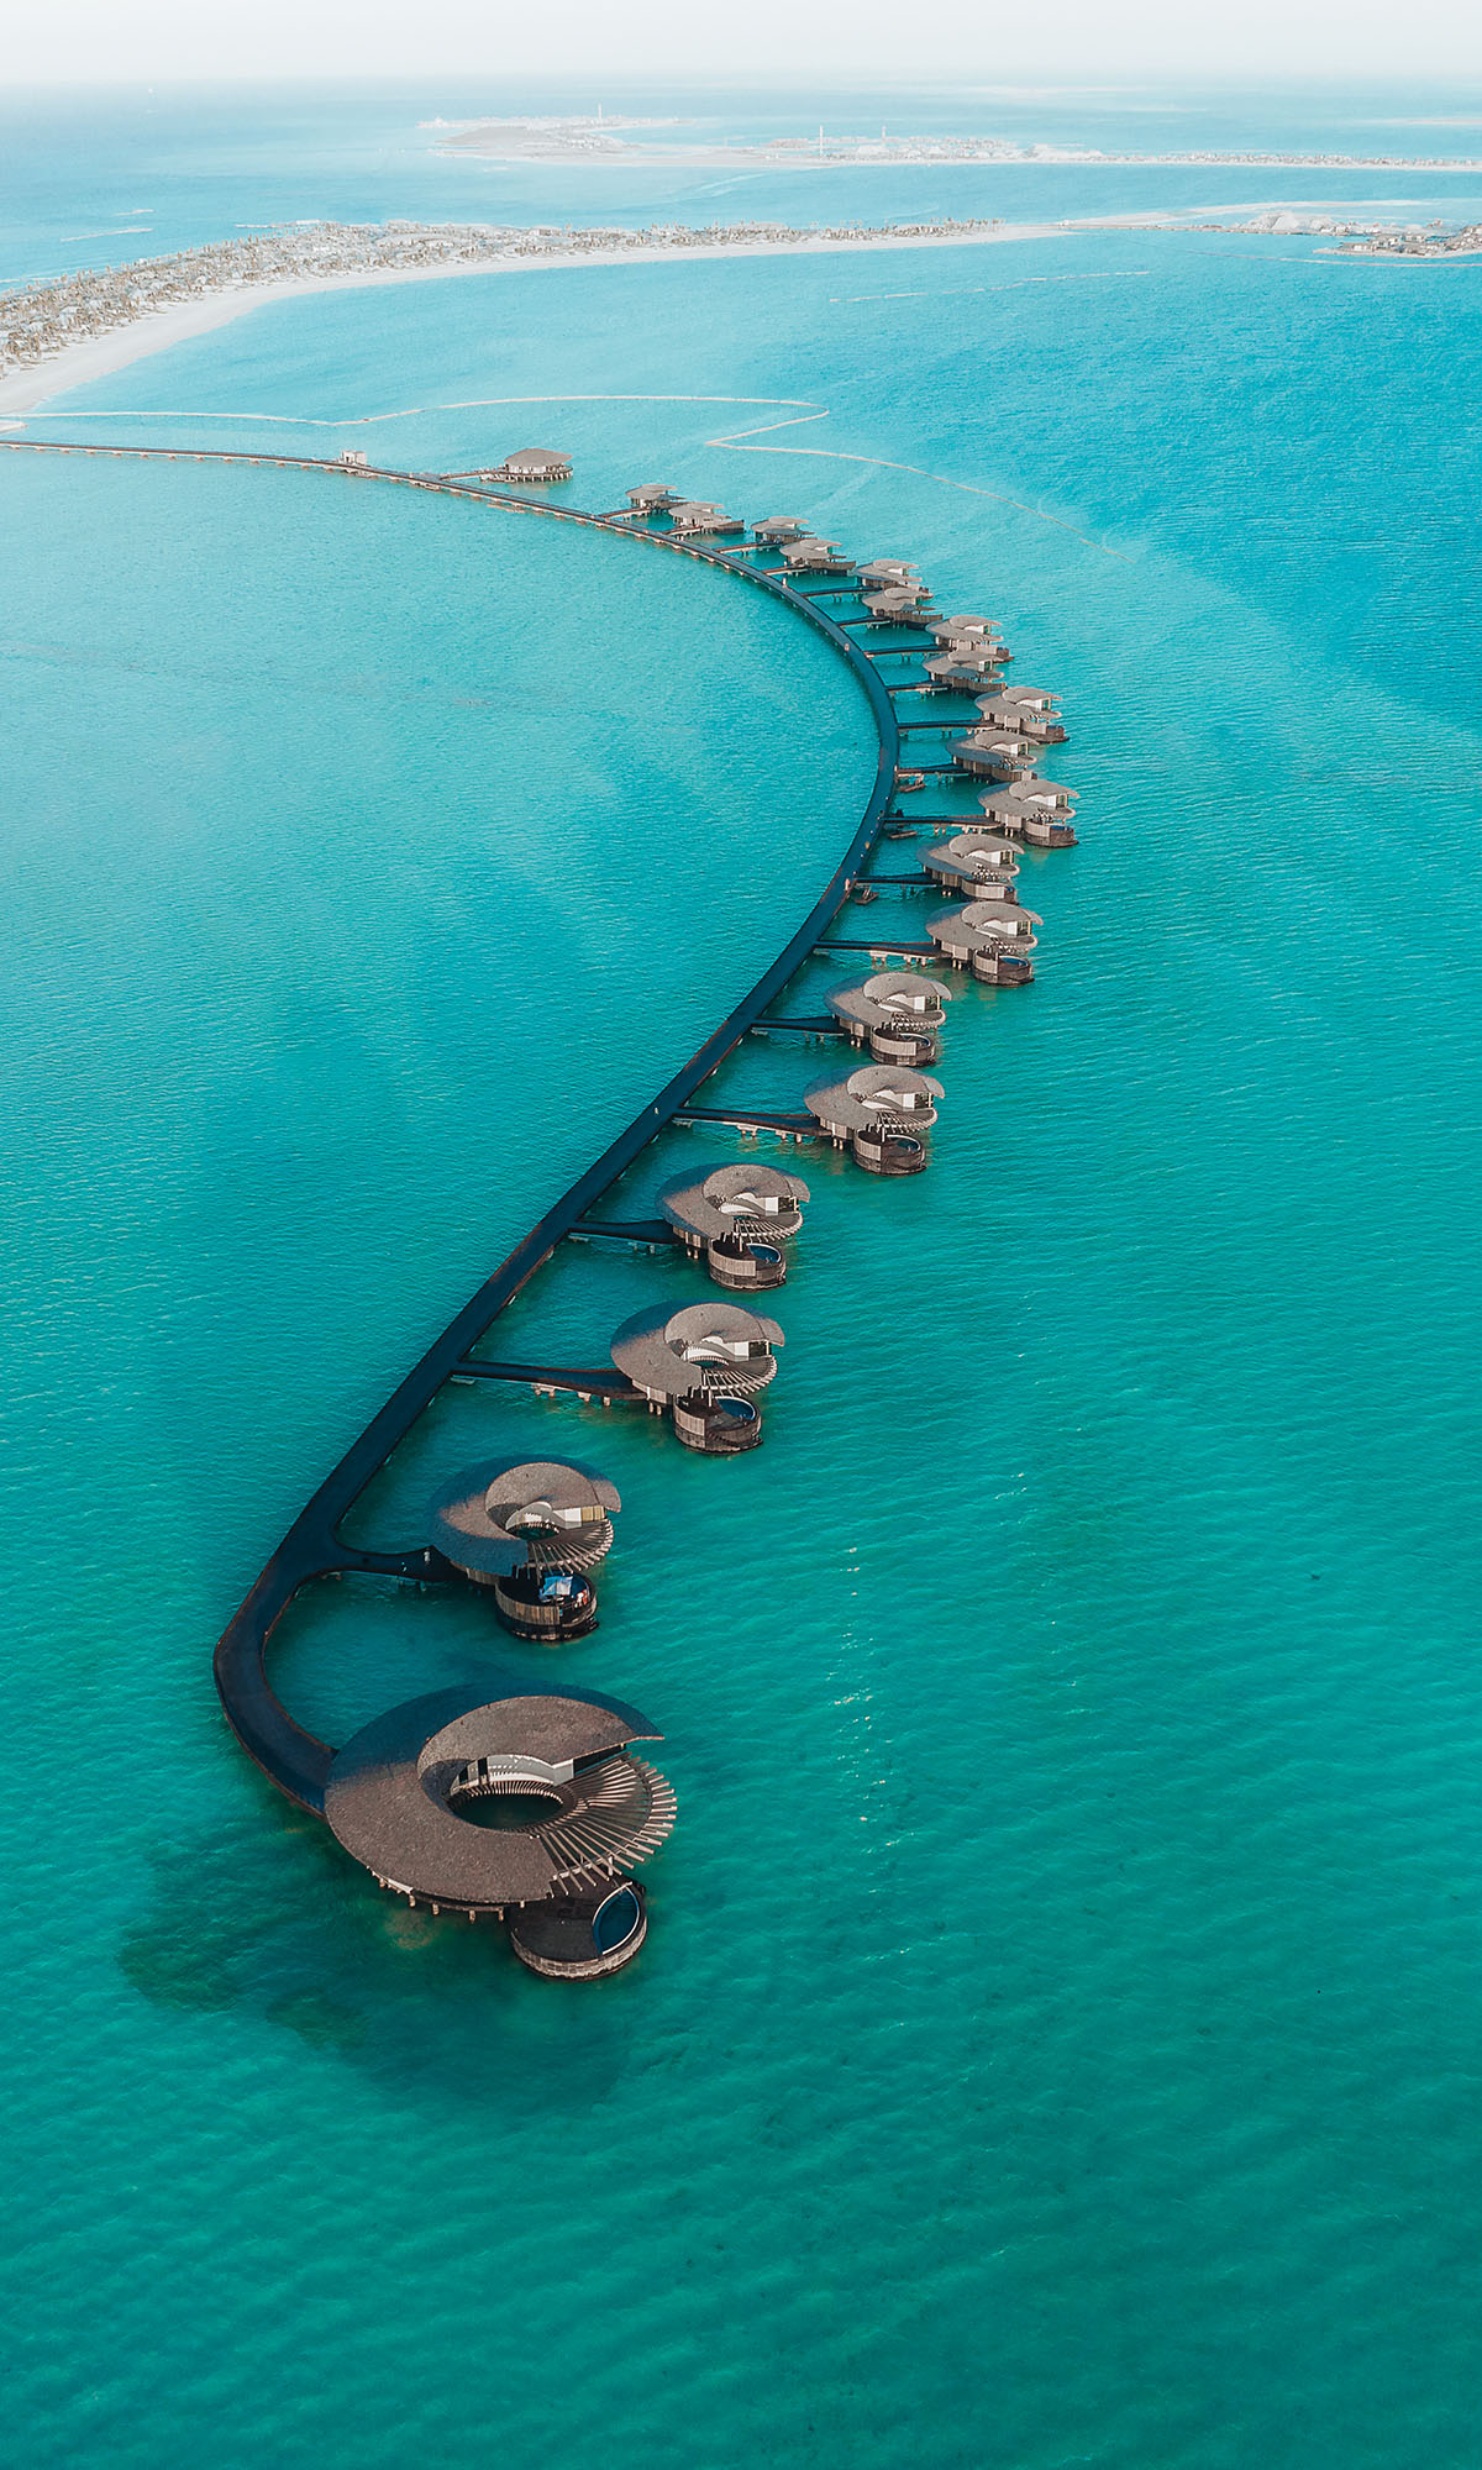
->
(0, 436), (910, 1811)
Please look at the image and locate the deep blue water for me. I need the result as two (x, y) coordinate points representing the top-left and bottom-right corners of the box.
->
(4, 86), (1482, 2470)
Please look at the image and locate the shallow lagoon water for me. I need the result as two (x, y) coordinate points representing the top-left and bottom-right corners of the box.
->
(4, 160), (1482, 2470)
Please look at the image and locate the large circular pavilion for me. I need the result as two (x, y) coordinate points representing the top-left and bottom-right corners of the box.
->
(325, 1684), (676, 1978)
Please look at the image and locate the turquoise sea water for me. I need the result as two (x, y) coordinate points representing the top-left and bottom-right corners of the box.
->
(4, 87), (1482, 2470)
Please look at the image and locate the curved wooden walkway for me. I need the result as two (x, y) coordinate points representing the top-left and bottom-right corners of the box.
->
(0, 438), (901, 1812)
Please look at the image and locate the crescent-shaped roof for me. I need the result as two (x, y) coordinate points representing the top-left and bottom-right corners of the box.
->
(658, 1161), (811, 1243)
(928, 902), (1038, 951)
(428, 1456), (620, 1577)
(826, 972), (952, 1032)
(804, 1060), (944, 1132)
(611, 1299), (784, 1398)
(325, 1686), (671, 1909)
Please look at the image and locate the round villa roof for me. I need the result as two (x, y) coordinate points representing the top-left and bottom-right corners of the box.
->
(429, 1456), (620, 1578)
(930, 613), (999, 639)
(864, 587), (929, 615)
(827, 971), (954, 1032)
(611, 1299), (784, 1399)
(980, 776), (1075, 805)
(804, 1060), (944, 1133)
(658, 1161), (811, 1245)
(929, 901), (1039, 952)
(325, 1684), (674, 1911)
(925, 834), (1021, 888)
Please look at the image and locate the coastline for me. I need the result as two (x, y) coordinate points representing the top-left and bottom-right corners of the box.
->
(3, 199), (1461, 419)
(0, 219), (1122, 414)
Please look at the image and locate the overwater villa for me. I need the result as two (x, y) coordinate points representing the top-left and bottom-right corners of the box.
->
(826, 970), (954, 1066)
(667, 499), (746, 536)
(857, 557), (920, 589)
(428, 1455), (621, 1643)
(976, 778), (1079, 846)
(324, 1683), (676, 1977)
(779, 536), (856, 576)
(752, 516), (809, 545)
(922, 832), (1022, 899)
(925, 646), (1010, 691)
(974, 687), (1068, 744)
(863, 585), (933, 623)
(626, 482), (681, 511)
(486, 447), (574, 484)
(658, 1161), (810, 1291)
(927, 613), (1004, 650)
(610, 1299), (785, 1453)
(950, 729), (1039, 781)
(804, 1060), (944, 1175)
(928, 899), (1038, 983)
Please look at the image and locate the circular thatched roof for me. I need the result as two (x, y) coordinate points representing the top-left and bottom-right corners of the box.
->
(658, 1161), (810, 1244)
(429, 1456), (620, 1577)
(611, 1299), (784, 1399)
(325, 1685), (673, 1911)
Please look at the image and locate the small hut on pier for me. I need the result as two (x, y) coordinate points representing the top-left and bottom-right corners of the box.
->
(428, 1456), (621, 1644)
(779, 536), (856, 576)
(925, 647), (1009, 692)
(626, 483), (681, 511)
(804, 1060), (943, 1175)
(667, 500), (746, 536)
(927, 614), (1003, 649)
(826, 970), (954, 1066)
(976, 778), (1079, 847)
(324, 1683), (675, 1977)
(752, 516), (809, 545)
(928, 899), (1038, 984)
(922, 832), (1022, 899)
(658, 1162), (811, 1291)
(857, 558), (920, 590)
(975, 688), (1068, 744)
(611, 1300), (784, 1453)
(950, 729), (1038, 781)
(486, 448), (573, 484)
(863, 585), (932, 623)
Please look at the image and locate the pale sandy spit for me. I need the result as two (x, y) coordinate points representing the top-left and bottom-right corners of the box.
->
(0, 218), (1173, 416)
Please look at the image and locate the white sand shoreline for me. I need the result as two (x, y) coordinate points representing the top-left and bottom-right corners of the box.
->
(0, 201), (1446, 419)
(0, 218), (1161, 415)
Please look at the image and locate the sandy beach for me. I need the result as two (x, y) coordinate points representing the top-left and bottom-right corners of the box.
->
(0, 219), (1125, 415)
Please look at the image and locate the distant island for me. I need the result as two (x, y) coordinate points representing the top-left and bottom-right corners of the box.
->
(435, 114), (1482, 173)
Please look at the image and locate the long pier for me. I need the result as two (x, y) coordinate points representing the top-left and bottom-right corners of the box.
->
(0, 439), (904, 1812)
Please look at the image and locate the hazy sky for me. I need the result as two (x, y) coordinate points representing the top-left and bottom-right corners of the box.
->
(8, 0), (1482, 87)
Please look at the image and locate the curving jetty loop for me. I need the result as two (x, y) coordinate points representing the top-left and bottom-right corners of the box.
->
(0, 439), (911, 1812)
